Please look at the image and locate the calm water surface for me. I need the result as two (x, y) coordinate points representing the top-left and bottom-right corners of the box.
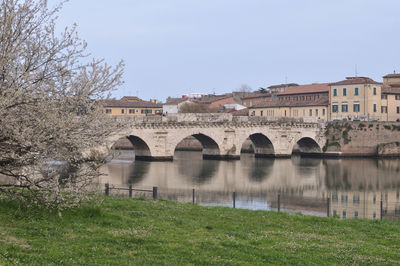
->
(100, 151), (400, 220)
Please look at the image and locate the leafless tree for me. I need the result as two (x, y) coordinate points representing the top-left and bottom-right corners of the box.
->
(235, 84), (252, 93)
(0, 0), (124, 209)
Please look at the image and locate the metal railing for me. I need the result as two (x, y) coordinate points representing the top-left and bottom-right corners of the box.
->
(102, 183), (400, 221)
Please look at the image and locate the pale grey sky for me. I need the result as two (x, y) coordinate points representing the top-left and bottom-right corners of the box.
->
(50, 0), (400, 101)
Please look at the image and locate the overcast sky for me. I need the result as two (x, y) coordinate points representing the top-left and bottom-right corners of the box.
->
(49, 0), (400, 101)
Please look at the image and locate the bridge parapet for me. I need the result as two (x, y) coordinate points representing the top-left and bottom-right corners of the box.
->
(110, 113), (326, 127)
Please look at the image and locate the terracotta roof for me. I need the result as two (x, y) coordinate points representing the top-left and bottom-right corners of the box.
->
(268, 83), (298, 89)
(383, 73), (400, 78)
(102, 99), (162, 108)
(329, 77), (381, 86)
(120, 96), (141, 102)
(241, 93), (272, 100)
(231, 108), (249, 116)
(382, 84), (400, 95)
(196, 94), (232, 104)
(277, 83), (329, 96)
(251, 96), (329, 108)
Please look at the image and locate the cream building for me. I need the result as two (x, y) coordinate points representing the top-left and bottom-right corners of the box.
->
(330, 190), (400, 220)
(329, 77), (382, 121)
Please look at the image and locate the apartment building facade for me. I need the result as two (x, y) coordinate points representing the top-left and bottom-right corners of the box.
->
(329, 77), (382, 121)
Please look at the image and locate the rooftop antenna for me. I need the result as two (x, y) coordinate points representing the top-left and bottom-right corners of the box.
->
(355, 64), (358, 77)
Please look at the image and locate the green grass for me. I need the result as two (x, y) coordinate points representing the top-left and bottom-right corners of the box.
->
(0, 196), (400, 265)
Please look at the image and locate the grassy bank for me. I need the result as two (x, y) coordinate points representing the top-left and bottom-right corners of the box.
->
(0, 196), (399, 265)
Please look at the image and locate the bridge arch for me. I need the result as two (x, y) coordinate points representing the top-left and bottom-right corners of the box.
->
(109, 134), (153, 161)
(240, 133), (275, 158)
(174, 133), (221, 160)
(292, 137), (322, 156)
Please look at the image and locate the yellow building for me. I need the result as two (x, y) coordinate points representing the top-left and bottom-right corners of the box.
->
(381, 72), (400, 121)
(103, 96), (162, 116)
(249, 83), (330, 121)
(329, 77), (382, 121)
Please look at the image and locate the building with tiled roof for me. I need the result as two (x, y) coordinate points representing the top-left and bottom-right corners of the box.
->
(249, 83), (329, 120)
(277, 83), (329, 96)
(102, 97), (162, 116)
(267, 83), (299, 94)
(241, 92), (272, 107)
(329, 77), (382, 121)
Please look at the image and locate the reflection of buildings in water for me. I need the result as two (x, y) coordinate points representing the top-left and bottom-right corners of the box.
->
(329, 190), (400, 220)
(324, 158), (400, 191)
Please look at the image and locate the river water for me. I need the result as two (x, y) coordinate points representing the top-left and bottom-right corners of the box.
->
(100, 151), (400, 220)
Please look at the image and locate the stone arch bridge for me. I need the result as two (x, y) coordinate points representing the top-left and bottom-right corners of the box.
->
(104, 114), (327, 161)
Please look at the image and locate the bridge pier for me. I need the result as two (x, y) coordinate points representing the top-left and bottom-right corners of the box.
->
(135, 155), (173, 161)
(203, 154), (240, 160)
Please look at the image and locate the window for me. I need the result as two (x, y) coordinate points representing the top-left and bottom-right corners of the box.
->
(260, 111), (263, 116)
(342, 103), (348, 113)
(332, 104), (338, 113)
(323, 109), (326, 116)
(396, 95), (400, 100)
(382, 94), (387, 100)
(341, 194), (348, 203)
(343, 88), (347, 96)
(105, 109), (112, 114)
(251, 111), (255, 116)
(373, 87), (377, 95)
(353, 103), (360, 113)
(373, 212), (376, 219)
(397, 107), (400, 114)
(315, 109), (318, 116)
(354, 211), (358, 218)
(332, 192), (338, 202)
(121, 109), (125, 114)
(342, 210), (347, 219)
(353, 195), (360, 204)
(284, 110), (287, 117)
(333, 210), (337, 216)
(333, 88), (337, 96)
(373, 104), (377, 113)
(373, 195), (376, 204)
(129, 109), (135, 114)
(141, 109), (152, 114)
(381, 106), (387, 113)
(355, 87), (359, 96)
(309, 109), (312, 116)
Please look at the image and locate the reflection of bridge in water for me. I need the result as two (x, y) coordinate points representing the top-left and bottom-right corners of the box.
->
(104, 114), (326, 161)
(100, 153), (400, 220)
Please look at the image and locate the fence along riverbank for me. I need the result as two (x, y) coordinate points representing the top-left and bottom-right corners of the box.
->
(102, 183), (400, 221)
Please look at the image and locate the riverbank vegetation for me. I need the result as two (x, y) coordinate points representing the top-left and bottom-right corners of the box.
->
(1, 196), (399, 265)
